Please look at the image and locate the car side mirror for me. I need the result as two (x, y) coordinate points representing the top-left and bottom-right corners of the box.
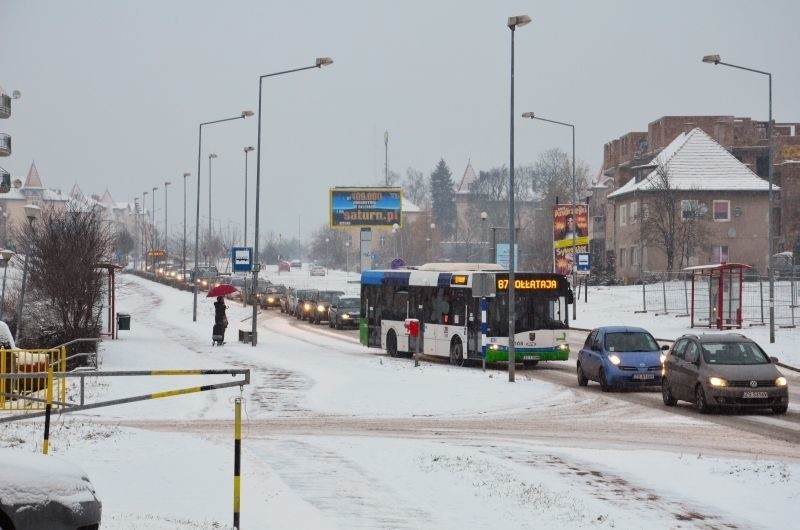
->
(770, 356), (780, 364)
(661, 344), (670, 351)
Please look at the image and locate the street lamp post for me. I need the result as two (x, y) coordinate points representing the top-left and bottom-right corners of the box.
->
(15, 204), (41, 342)
(182, 172), (190, 277)
(142, 191), (148, 272)
(243, 146), (254, 247)
(0, 249), (15, 320)
(164, 181), (171, 262)
(151, 186), (158, 257)
(480, 211), (488, 262)
(207, 153), (217, 266)
(506, 14), (531, 382)
(392, 223), (400, 256)
(250, 57), (333, 346)
(522, 111), (577, 320)
(703, 54), (774, 343)
(192, 111), (254, 322)
(384, 130), (389, 186)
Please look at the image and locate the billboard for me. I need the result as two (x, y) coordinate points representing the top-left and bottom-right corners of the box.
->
(330, 187), (403, 228)
(552, 204), (589, 276)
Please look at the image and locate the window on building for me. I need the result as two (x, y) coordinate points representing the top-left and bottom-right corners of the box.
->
(619, 248), (627, 269)
(713, 200), (730, 222)
(681, 200), (706, 221)
(712, 245), (729, 263)
(631, 245), (639, 268)
(629, 202), (638, 224)
(620, 205), (627, 226)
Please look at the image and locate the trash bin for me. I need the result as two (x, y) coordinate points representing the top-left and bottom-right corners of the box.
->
(117, 313), (131, 331)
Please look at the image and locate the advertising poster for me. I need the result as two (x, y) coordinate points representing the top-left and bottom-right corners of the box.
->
(553, 204), (589, 276)
(330, 187), (402, 228)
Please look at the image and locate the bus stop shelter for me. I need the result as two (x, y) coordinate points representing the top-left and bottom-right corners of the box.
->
(684, 263), (750, 330)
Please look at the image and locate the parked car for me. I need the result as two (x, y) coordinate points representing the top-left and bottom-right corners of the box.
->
(261, 285), (285, 309)
(308, 290), (345, 324)
(310, 265), (326, 276)
(328, 295), (361, 329)
(282, 287), (297, 314)
(295, 289), (319, 320)
(577, 326), (668, 391)
(290, 259), (302, 269)
(0, 449), (102, 530)
(661, 333), (789, 414)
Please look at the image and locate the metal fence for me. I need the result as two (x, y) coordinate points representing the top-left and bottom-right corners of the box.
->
(637, 271), (800, 329)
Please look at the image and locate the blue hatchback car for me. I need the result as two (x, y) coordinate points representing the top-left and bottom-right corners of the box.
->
(577, 326), (668, 391)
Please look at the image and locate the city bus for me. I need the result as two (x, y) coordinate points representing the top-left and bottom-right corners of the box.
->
(360, 263), (573, 366)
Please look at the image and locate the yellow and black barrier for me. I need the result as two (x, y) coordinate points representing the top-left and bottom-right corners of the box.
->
(0, 347), (67, 410)
(234, 396), (242, 529)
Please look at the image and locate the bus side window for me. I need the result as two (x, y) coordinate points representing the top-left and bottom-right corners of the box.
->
(451, 290), (466, 325)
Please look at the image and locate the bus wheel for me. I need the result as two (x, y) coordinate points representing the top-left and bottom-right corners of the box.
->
(386, 330), (398, 357)
(449, 339), (464, 367)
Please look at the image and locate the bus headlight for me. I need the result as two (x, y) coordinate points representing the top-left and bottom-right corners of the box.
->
(557, 343), (568, 351)
(607, 354), (621, 366)
(489, 344), (501, 350)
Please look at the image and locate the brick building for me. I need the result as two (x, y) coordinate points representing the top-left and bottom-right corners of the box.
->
(593, 115), (800, 280)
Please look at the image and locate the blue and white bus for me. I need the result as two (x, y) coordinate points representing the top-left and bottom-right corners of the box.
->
(360, 263), (573, 366)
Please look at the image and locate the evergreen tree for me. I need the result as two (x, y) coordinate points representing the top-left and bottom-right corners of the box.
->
(429, 159), (456, 238)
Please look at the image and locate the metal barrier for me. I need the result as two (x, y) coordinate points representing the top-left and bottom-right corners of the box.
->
(0, 347), (66, 410)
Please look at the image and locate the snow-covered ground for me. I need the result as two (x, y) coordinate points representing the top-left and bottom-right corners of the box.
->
(2, 265), (799, 529)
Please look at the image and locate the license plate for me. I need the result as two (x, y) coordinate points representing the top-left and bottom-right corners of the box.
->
(742, 391), (768, 398)
(632, 373), (655, 380)
(522, 355), (540, 361)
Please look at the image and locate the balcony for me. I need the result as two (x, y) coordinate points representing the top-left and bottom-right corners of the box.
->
(0, 167), (8, 193)
(0, 134), (9, 157)
(0, 94), (10, 119)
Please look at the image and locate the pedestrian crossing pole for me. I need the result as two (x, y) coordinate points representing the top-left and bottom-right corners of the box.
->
(233, 396), (242, 529)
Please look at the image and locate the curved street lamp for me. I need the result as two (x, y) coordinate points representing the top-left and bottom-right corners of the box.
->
(249, 56), (333, 346)
(207, 153), (218, 266)
(702, 53), (774, 343)
(506, 14), (531, 382)
(192, 111), (254, 322)
(243, 146), (255, 247)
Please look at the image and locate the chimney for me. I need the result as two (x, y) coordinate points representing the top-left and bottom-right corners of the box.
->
(714, 121), (732, 146)
(683, 122), (695, 135)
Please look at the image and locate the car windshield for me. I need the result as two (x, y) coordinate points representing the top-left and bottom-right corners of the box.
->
(319, 291), (344, 303)
(603, 332), (659, 352)
(701, 341), (770, 365)
(338, 298), (360, 309)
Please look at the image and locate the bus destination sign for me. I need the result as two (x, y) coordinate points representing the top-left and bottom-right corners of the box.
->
(450, 274), (468, 286)
(496, 277), (559, 291)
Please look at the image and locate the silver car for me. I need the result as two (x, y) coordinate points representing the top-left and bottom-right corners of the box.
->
(661, 333), (789, 414)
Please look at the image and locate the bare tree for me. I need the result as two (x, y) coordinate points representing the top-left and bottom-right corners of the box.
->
(11, 202), (113, 351)
(639, 162), (709, 273)
(402, 167), (430, 209)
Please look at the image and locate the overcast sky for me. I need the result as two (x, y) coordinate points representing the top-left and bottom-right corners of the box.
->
(2, 0), (799, 242)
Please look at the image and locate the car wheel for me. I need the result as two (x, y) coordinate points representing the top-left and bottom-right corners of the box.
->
(576, 363), (588, 387)
(772, 404), (788, 414)
(599, 368), (611, 392)
(387, 330), (398, 357)
(449, 339), (465, 367)
(695, 385), (711, 414)
(661, 378), (677, 406)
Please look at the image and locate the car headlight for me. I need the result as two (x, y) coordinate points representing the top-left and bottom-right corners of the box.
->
(660, 353), (667, 364)
(267, 297), (275, 303)
(607, 354), (621, 366)
(317, 305), (326, 312)
(304, 303), (311, 311)
(341, 314), (350, 319)
(708, 377), (727, 387)
(490, 344), (500, 350)
(776, 376), (787, 387)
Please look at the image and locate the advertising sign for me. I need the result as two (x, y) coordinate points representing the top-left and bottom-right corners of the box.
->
(553, 204), (589, 276)
(330, 187), (402, 228)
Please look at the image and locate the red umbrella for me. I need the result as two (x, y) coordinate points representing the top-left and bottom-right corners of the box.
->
(206, 284), (238, 298)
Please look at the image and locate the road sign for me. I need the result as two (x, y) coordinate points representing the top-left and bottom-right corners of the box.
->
(577, 252), (591, 275)
(232, 247), (252, 273)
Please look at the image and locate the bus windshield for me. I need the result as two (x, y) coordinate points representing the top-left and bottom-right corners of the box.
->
(486, 291), (566, 336)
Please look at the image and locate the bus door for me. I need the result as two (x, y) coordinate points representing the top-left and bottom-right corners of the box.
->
(466, 297), (482, 355)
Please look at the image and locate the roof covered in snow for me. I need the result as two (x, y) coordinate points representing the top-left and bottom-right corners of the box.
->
(607, 128), (776, 199)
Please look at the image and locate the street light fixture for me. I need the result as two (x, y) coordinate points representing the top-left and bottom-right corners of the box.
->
(164, 181), (171, 262)
(505, 14), (531, 382)
(392, 222), (400, 256)
(250, 56), (333, 346)
(15, 204), (41, 342)
(480, 211), (488, 262)
(192, 111), (254, 322)
(702, 53), (775, 343)
(522, 111), (577, 320)
(0, 248), (15, 320)
(182, 172), (191, 278)
(243, 146), (255, 247)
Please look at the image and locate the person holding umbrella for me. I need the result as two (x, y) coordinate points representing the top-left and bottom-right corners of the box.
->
(213, 296), (228, 346)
